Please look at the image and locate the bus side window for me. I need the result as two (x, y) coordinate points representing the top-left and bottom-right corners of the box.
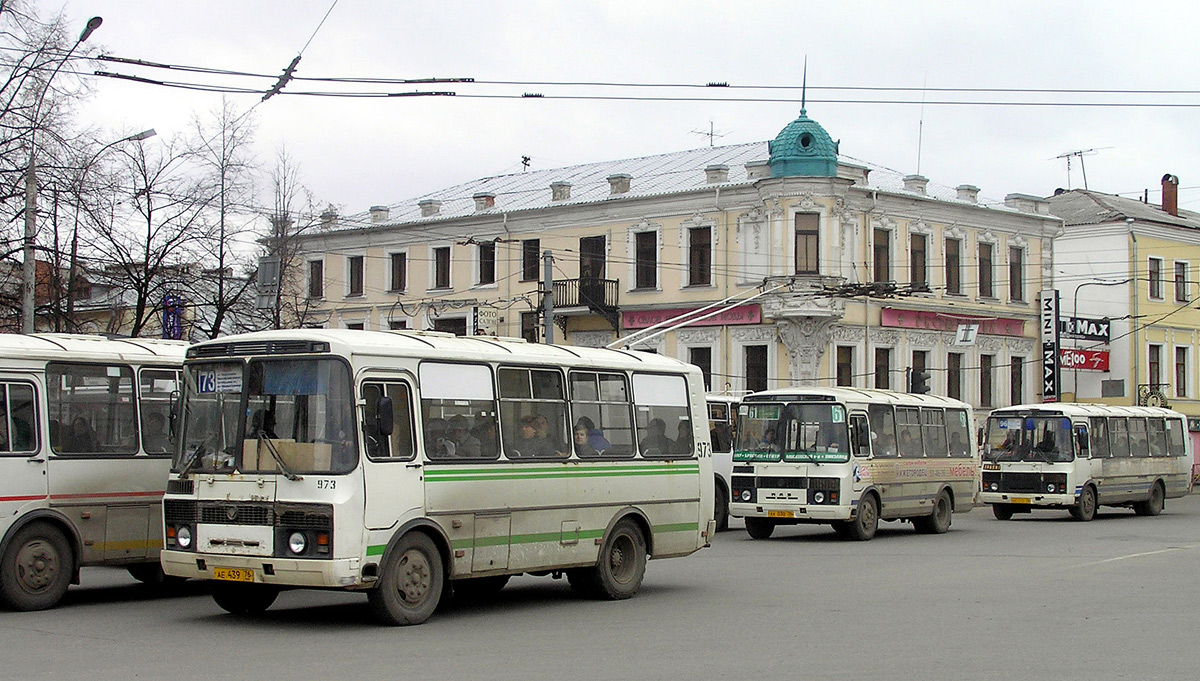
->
(1074, 425), (1089, 458)
(849, 415), (871, 458)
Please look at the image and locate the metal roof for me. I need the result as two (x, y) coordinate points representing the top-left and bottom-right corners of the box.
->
(1046, 189), (1200, 230)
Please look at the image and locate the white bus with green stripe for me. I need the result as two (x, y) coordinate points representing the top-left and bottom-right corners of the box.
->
(982, 403), (1193, 521)
(160, 329), (714, 625)
(729, 388), (979, 540)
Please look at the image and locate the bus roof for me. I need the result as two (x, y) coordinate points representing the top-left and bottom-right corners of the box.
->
(0, 333), (188, 363)
(742, 386), (973, 410)
(988, 402), (1185, 419)
(185, 329), (698, 374)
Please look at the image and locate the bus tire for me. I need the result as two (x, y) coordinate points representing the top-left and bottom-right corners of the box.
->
(845, 494), (879, 541)
(992, 504), (1015, 521)
(744, 518), (775, 540)
(211, 582), (279, 615)
(0, 522), (73, 611)
(1069, 485), (1096, 522)
(714, 478), (730, 532)
(368, 532), (444, 625)
(584, 518), (647, 600)
(1133, 481), (1165, 517)
(914, 490), (953, 534)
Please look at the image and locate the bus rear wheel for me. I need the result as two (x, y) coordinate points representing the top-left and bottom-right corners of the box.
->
(211, 582), (279, 615)
(368, 532), (444, 625)
(913, 490), (952, 534)
(1069, 485), (1096, 522)
(744, 518), (775, 540)
(992, 504), (1015, 521)
(0, 522), (72, 611)
(1134, 481), (1165, 517)
(576, 518), (646, 600)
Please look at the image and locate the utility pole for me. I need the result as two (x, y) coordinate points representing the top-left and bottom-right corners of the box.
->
(542, 250), (554, 345)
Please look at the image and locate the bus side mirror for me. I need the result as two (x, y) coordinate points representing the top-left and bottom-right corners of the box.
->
(169, 389), (181, 439)
(376, 396), (394, 437)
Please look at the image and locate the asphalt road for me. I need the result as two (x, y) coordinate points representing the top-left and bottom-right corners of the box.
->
(4, 495), (1200, 681)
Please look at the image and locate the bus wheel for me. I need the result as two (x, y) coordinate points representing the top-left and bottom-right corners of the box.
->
(745, 518), (775, 540)
(368, 532), (444, 625)
(0, 522), (72, 611)
(1134, 482), (1165, 517)
(914, 490), (953, 534)
(1069, 485), (1096, 522)
(992, 504), (1015, 521)
(714, 479), (730, 532)
(588, 519), (647, 600)
(211, 582), (279, 615)
(846, 494), (879, 541)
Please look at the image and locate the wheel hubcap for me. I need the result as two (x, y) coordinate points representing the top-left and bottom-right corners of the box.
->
(609, 535), (634, 583)
(397, 549), (431, 604)
(15, 540), (59, 593)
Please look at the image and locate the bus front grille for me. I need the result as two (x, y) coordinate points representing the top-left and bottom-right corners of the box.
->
(199, 503), (274, 526)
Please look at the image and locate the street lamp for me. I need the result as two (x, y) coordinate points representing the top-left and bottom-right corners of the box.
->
(22, 16), (103, 333)
(63, 128), (157, 323)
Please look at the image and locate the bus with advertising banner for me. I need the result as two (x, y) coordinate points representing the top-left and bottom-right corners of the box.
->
(728, 387), (978, 540)
(161, 329), (714, 625)
(0, 334), (186, 611)
(982, 403), (1193, 521)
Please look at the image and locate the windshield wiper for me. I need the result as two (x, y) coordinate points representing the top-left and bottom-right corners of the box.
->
(177, 443), (206, 479)
(256, 433), (302, 481)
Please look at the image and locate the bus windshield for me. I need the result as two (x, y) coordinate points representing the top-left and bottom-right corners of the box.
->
(734, 402), (851, 463)
(177, 358), (357, 475)
(985, 415), (1074, 463)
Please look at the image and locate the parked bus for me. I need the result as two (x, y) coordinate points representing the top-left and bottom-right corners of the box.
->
(729, 388), (978, 540)
(706, 393), (741, 532)
(161, 329), (714, 625)
(982, 403), (1194, 521)
(0, 334), (187, 611)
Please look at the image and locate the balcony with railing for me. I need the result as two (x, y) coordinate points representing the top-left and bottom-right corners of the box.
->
(552, 278), (620, 330)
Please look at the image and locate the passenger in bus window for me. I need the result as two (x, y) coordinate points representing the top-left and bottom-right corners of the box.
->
(639, 417), (673, 456)
(573, 423), (598, 457)
(473, 417), (498, 457)
(448, 415), (481, 458)
(144, 412), (172, 453)
(949, 430), (968, 458)
(670, 420), (693, 456)
(69, 416), (98, 452)
(425, 417), (454, 457)
(575, 416), (610, 454)
(758, 426), (780, 452)
(512, 414), (553, 458)
(873, 431), (897, 457)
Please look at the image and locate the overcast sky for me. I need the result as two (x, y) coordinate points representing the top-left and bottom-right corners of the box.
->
(68, 0), (1200, 217)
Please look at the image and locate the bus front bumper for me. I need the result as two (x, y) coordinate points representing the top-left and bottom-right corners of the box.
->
(161, 550), (364, 588)
(980, 491), (1077, 508)
(729, 502), (852, 522)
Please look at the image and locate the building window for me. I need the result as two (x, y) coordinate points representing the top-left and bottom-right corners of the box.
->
(580, 235), (606, 281)
(946, 238), (961, 295)
(978, 242), (993, 298)
(873, 228), (890, 283)
(874, 348), (891, 389)
(432, 317), (466, 336)
(388, 320), (408, 330)
(980, 354), (994, 408)
(689, 346), (712, 391)
(745, 345), (768, 393)
(687, 226), (712, 286)
(389, 252), (407, 292)
(1148, 257), (1163, 300)
(347, 256), (364, 297)
(1009, 246), (1024, 302)
(947, 352), (962, 400)
(1149, 344), (1163, 391)
(1175, 261), (1189, 302)
(345, 322), (365, 330)
(522, 239), (540, 281)
(433, 246), (450, 289)
(520, 311), (539, 343)
(1011, 357), (1024, 405)
(307, 260), (323, 299)
(478, 242), (496, 285)
(836, 346), (854, 387)
(910, 233), (927, 290)
(635, 230), (657, 289)
(794, 213), (819, 275)
(1176, 346), (1188, 398)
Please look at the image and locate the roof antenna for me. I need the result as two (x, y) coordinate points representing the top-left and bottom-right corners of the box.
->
(800, 55), (807, 116)
(521, 155), (531, 171)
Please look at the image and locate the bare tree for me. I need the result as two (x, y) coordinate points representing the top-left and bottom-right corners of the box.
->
(262, 146), (325, 330)
(189, 97), (258, 339)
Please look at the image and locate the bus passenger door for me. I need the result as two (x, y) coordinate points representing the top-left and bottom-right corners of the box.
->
(0, 380), (48, 533)
(361, 379), (424, 530)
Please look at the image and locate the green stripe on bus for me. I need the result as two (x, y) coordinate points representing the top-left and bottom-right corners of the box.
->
(425, 464), (699, 483)
(366, 544), (386, 556)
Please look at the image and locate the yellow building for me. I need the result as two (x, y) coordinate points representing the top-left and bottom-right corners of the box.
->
(295, 112), (1061, 414)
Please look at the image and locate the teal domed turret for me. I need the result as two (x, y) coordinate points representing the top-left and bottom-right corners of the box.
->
(767, 109), (839, 178)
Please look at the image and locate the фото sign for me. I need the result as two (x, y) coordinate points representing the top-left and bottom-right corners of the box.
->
(1040, 290), (1060, 402)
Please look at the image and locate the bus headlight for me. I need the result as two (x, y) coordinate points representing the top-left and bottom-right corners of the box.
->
(989, 482), (999, 492)
(176, 526), (193, 550)
(1047, 483), (1055, 493)
(288, 532), (308, 555)
(813, 491), (826, 504)
(740, 490), (752, 502)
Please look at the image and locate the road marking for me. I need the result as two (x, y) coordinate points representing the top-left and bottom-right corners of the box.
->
(1067, 543), (1200, 570)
